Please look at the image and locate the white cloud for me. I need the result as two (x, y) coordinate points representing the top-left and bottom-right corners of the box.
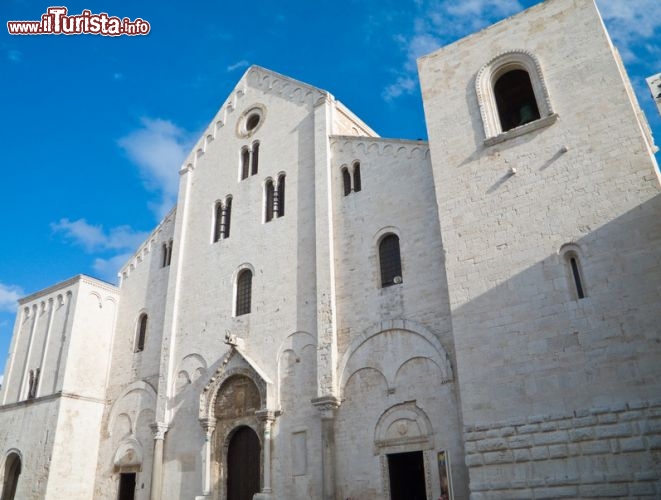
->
(227, 60), (250, 72)
(0, 283), (24, 313)
(597, 0), (661, 63)
(383, 0), (523, 101)
(118, 117), (194, 218)
(93, 253), (134, 282)
(51, 219), (148, 252)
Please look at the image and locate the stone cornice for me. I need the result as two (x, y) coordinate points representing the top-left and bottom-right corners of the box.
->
(18, 274), (118, 305)
(0, 390), (106, 411)
(330, 136), (430, 160)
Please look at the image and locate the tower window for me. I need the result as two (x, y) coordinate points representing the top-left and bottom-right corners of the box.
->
(560, 245), (587, 301)
(353, 162), (362, 192)
(213, 202), (223, 243)
(162, 240), (173, 267)
(240, 147), (250, 180)
(236, 270), (252, 316)
(379, 234), (402, 287)
(494, 69), (540, 132)
(342, 167), (351, 196)
(265, 180), (274, 222)
(276, 174), (285, 218)
(223, 196), (232, 239)
(251, 141), (259, 176)
(135, 313), (148, 352)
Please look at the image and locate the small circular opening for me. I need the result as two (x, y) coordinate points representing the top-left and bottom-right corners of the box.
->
(246, 114), (260, 131)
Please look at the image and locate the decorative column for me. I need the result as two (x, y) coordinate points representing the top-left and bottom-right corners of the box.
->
(255, 410), (277, 499)
(199, 418), (216, 497)
(312, 396), (341, 500)
(150, 422), (169, 500)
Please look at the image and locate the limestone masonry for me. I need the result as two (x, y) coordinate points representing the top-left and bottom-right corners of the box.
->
(1, 0), (660, 499)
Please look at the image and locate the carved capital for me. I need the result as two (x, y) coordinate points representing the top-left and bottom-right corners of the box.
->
(311, 395), (341, 419)
(150, 422), (169, 440)
(199, 418), (216, 439)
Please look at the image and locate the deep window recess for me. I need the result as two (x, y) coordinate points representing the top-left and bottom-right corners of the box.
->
(342, 167), (351, 196)
(276, 174), (285, 218)
(265, 180), (274, 222)
(214, 202), (223, 243)
(2, 452), (22, 500)
(162, 240), (173, 267)
(379, 234), (403, 287)
(241, 147), (250, 180)
(135, 314), (148, 352)
(494, 69), (540, 132)
(246, 113), (260, 132)
(566, 253), (586, 299)
(353, 162), (362, 192)
(236, 270), (252, 316)
(251, 141), (259, 176)
(118, 472), (136, 500)
(223, 197), (232, 239)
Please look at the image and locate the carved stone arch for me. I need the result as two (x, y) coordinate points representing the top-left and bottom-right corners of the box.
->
(374, 401), (434, 453)
(199, 349), (274, 421)
(1, 449), (22, 500)
(476, 49), (555, 140)
(338, 318), (453, 398)
(173, 352), (208, 390)
(113, 436), (143, 473)
(107, 380), (157, 436)
(275, 331), (316, 406)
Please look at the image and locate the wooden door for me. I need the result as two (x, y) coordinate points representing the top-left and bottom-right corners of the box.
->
(227, 426), (260, 500)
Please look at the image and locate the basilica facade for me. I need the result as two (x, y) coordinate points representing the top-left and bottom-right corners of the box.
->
(1, 0), (660, 499)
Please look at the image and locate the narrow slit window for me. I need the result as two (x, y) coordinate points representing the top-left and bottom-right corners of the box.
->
(223, 197), (232, 239)
(213, 202), (223, 243)
(276, 174), (285, 217)
(241, 147), (250, 180)
(251, 141), (260, 176)
(165, 240), (173, 266)
(569, 256), (585, 299)
(379, 234), (402, 287)
(353, 162), (361, 192)
(162, 243), (168, 267)
(342, 167), (351, 196)
(236, 270), (252, 316)
(136, 314), (148, 352)
(265, 180), (274, 222)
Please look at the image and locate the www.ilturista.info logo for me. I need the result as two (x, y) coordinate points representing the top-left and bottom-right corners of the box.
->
(7, 7), (150, 36)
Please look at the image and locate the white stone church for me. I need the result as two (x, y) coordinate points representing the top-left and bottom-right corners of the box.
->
(1, 0), (660, 498)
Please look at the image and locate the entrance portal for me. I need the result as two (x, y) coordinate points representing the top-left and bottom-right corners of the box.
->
(117, 472), (136, 500)
(387, 451), (426, 500)
(227, 426), (260, 500)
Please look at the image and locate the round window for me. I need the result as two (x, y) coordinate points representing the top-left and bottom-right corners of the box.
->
(237, 105), (266, 138)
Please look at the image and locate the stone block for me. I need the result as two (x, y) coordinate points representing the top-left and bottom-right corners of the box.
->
(483, 450), (514, 465)
(533, 430), (569, 445)
(619, 436), (646, 452)
(578, 483), (628, 497)
(580, 440), (610, 455)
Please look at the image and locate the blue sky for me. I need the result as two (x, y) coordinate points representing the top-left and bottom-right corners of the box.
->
(1, 0), (660, 379)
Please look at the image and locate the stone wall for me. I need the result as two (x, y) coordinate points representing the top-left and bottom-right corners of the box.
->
(464, 400), (661, 498)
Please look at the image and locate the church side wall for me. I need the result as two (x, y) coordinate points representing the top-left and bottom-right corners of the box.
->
(330, 137), (467, 500)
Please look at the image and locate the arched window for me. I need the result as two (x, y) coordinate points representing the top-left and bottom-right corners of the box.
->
(135, 314), (148, 352)
(223, 196), (232, 238)
(342, 167), (351, 196)
(162, 243), (168, 267)
(353, 162), (362, 192)
(379, 234), (402, 287)
(560, 244), (587, 300)
(494, 69), (540, 132)
(213, 202), (223, 243)
(475, 50), (555, 144)
(265, 180), (274, 222)
(251, 141), (260, 176)
(236, 270), (252, 316)
(2, 452), (22, 500)
(240, 147), (250, 180)
(276, 174), (285, 217)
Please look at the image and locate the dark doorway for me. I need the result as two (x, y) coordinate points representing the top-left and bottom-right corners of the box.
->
(1, 453), (21, 500)
(227, 426), (260, 500)
(387, 451), (427, 500)
(117, 472), (136, 500)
